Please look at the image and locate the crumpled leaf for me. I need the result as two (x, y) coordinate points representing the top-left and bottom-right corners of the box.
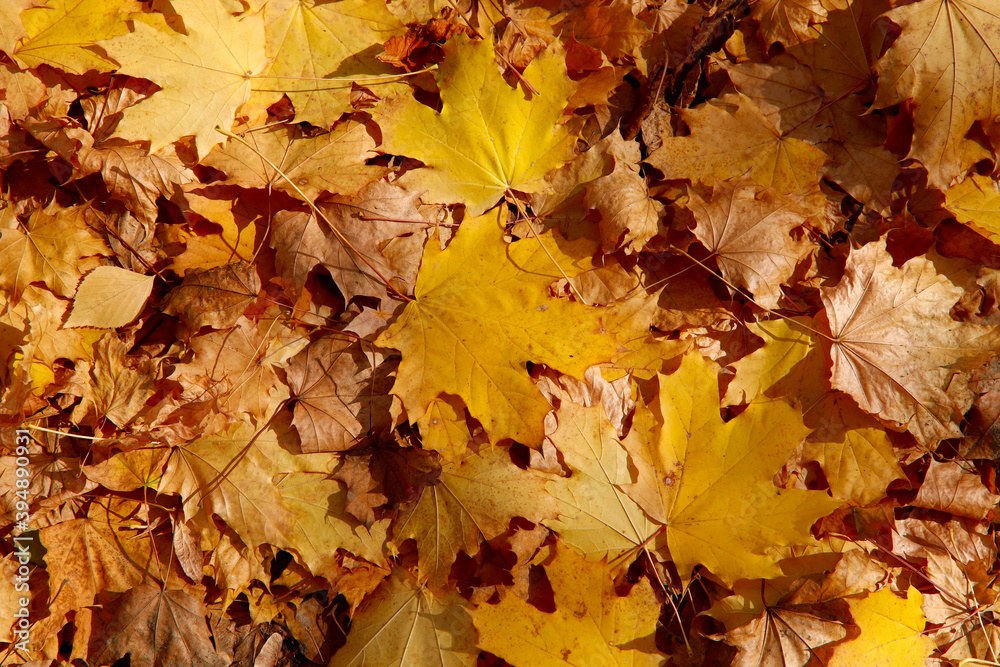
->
(706, 577), (847, 667)
(375, 209), (617, 446)
(376, 36), (579, 216)
(71, 333), (156, 427)
(285, 335), (395, 452)
(169, 316), (280, 421)
(473, 544), (662, 667)
(819, 238), (998, 444)
(585, 136), (662, 252)
(271, 181), (426, 305)
(911, 459), (1000, 520)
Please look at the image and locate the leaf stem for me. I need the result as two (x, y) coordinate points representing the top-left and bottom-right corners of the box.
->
(508, 193), (591, 306)
(669, 245), (836, 343)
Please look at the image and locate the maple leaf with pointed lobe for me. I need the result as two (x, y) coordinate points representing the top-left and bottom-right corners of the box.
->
(819, 238), (998, 444)
(375, 210), (617, 446)
(375, 36), (579, 216)
(100, 0), (268, 157)
(874, 0), (1000, 188)
(623, 351), (841, 584)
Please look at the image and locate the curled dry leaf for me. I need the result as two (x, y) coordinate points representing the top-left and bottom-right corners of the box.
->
(162, 261), (259, 331)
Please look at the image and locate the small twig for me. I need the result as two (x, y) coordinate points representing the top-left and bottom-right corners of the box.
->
(508, 193), (590, 306)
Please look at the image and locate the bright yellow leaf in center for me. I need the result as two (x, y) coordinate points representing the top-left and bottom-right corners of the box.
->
(375, 210), (617, 446)
(376, 36), (579, 216)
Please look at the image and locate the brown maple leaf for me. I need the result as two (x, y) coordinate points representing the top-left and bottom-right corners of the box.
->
(819, 238), (998, 443)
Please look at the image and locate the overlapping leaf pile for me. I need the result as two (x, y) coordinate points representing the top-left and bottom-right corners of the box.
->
(1, 0), (1000, 664)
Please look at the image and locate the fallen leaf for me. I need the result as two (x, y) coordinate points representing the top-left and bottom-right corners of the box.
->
(376, 210), (617, 446)
(257, 0), (407, 127)
(394, 446), (558, 586)
(645, 92), (828, 197)
(624, 351), (841, 584)
(330, 568), (478, 666)
(685, 180), (814, 309)
(473, 544), (662, 667)
(376, 36), (579, 216)
(911, 459), (1000, 520)
(203, 121), (386, 202)
(161, 261), (259, 332)
(13, 0), (132, 74)
(100, 0), (268, 156)
(0, 203), (110, 301)
(64, 266), (154, 329)
(271, 181), (426, 305)
(874, 0), (1000, 188)
(285, 335), (395, 452)
(945, 174), (1000, 245)
(90, 583), (224, 667)
(819, 238), (997, 443)
(828, 587), (934, 667)
(707, 578), (847, 667)
(539, 400), (660, 560)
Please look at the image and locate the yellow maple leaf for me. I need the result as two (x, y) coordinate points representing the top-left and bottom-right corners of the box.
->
(473, 544), (663, 666)
(99, 0), (268, 157)
(375, 210), (617, 446)
(722, 319), (906, 506)
(625, 351), (841, 585)
(828, 587), (934, 667)
(13, 0), (134, 75)
(945, 173), (1000, 245)
(256, 0), (407, 127)
(375, 36), (579, 216)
